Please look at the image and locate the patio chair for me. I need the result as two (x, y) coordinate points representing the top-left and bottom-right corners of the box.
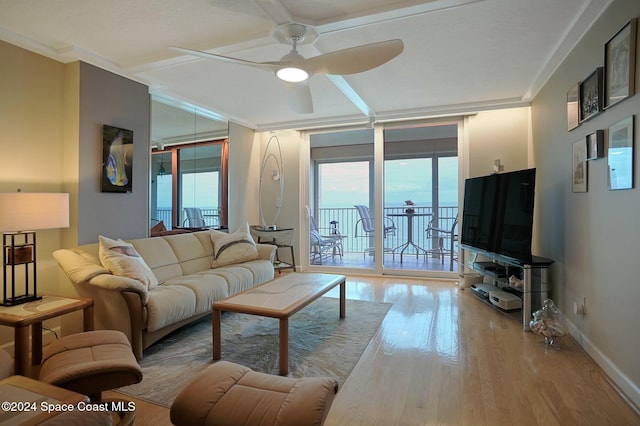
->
(430, 215), (458, 271)
(310, 215), (344, 265)
(183, 207), (206, 228)
(354, 205), (396, 258)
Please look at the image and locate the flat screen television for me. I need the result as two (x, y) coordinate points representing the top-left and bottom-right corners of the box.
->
(460, 173), (500, 252)
(495, 168), (536, 260)
(460, 168), (536, 261)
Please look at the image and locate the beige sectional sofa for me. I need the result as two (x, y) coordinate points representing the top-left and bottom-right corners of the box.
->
(53, 230), (276, 360)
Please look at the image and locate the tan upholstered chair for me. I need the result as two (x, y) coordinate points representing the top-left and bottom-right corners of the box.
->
(0, 330), (141, 425)
(1, 330), (142, 402)
(38, 330), (143, 402)
(171, 361), (339, 426)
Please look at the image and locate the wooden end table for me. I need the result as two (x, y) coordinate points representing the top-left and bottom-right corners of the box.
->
(212, 273), (346, 375)
(0, 295), (94, 376)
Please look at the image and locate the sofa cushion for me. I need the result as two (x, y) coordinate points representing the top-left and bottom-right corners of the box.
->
(210, 223), (259, 268)
(163, 274), (229, 314)
(146, 285), (197, 332)
(204, 266), (255, 295)
(130, 237), (183, 283)
(99, 235), (158, 289)
(162, 233), (214, 275)
(236, 259), (275, 285)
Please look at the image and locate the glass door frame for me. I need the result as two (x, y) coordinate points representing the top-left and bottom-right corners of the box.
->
(300, 117), (466, 278)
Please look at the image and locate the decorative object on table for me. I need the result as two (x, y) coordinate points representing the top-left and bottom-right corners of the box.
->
(259, 135), (284, 229)
(579, 67), (603, 122)
(0, 191), (69, 306)
(604, 18), (637, 109)
(330, 220), (339, 235)
(572, 139), (587, 193)
(404, 200), (415, 214)
(508, 274), (523, 290)
(529, 299), (567, 348)
(566, 82), (580, 131)
(607, 115), (635, 190)
(586, 130), (604, 160)
(101, 124), (133, 193)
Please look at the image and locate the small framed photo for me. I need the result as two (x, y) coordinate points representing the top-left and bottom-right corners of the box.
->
(608, 116), (634, 190)
(604, 19), (637, 109)
(586, 130), (604, 160)
(572, 139), (587, 193)
(580, 68), (603, 122)
(567, 82), (580, 131)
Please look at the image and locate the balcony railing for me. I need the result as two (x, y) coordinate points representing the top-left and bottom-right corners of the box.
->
(316, 206), (458, 255)
(153, 206), (458, 256)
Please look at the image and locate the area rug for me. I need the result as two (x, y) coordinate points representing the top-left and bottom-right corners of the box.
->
(118, 297), (391, 407)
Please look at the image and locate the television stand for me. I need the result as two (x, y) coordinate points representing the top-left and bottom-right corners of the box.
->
(462, 244), (554, 330)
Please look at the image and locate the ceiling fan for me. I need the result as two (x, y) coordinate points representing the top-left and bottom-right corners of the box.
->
(170, 23), (404, 114)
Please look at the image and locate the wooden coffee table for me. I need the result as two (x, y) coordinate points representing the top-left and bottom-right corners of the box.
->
(212, 272), (346, 375)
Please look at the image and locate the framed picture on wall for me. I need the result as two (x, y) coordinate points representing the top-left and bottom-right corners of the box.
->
(567, 82), (580, 131)
(101, 125), (134, 193)
(586, 130), (604, 160)
(579, 68), (603, 122)
(572, 139), (587, 193)
(604, 18), (637, 109)
(608, 116), (634, 190)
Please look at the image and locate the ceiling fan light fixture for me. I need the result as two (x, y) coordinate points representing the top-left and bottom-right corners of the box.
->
(276, 67), (309, 83)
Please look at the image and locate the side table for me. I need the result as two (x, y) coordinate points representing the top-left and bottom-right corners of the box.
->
(250, 226), (296, 273)
(0, 295), (94, 376)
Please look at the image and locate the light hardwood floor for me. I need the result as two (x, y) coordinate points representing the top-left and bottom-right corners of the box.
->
(107, 276), (639, 425)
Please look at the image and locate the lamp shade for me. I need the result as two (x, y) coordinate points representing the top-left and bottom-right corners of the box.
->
(0, 193), (69, 232)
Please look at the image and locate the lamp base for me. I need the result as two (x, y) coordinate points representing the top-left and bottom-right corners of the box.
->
(1, 294), (42, 307)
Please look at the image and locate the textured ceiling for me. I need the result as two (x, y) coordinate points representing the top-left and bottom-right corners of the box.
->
(0, 0), (609, 134)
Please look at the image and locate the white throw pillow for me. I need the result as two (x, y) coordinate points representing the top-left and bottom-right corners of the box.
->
(210, 223), (259, 268)
(98, 235), (158, 289)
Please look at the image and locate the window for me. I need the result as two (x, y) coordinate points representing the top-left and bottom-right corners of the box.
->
(151, 140), (228, 230)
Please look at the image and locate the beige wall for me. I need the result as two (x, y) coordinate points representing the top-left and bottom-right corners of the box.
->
(0, 41), (67, 347)
(1, 41), (151, 346)
(532, 0), (640, 407)
(467, 107), (532, 177)
(0, 41), (67, 297)
(228, 121), (259, 230)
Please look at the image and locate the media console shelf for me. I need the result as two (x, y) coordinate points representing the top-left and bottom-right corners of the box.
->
(462, 244), (554, 330)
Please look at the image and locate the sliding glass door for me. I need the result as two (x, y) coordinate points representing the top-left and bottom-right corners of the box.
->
(383, 125), (459, 273)
(306, 121), (460, 276)
(310, 129), (376, 269)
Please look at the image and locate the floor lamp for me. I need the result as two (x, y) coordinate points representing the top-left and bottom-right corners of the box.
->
(0, 192), (69, 306)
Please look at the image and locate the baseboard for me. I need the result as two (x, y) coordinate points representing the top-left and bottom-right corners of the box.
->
(565, 317), (640, 413)
(0, 326), (61, 357)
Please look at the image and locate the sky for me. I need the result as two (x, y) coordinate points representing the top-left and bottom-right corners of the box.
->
(157, 171), (219, 209)
(156, 156), (460, 210)
(318, 157), (459, 208)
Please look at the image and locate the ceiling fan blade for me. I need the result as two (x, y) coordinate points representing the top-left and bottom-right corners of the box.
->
(305, 39), (404, 75)
(284, 81), (313, 114)
(170, 46), (280, 72)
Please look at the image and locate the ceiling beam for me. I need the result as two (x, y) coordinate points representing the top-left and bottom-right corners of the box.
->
(325, 75), (373, 118)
